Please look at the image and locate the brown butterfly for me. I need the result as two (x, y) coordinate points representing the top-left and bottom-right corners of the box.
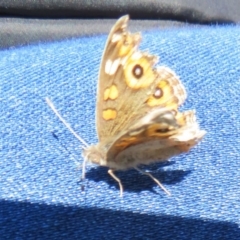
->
(46, 15), (206, 196)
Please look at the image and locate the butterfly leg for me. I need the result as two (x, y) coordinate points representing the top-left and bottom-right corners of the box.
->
(134, 167), (171, 196)
(108, 169), (124, 197)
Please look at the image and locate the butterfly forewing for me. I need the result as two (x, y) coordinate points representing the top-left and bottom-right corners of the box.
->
(96, 15), (187, 143)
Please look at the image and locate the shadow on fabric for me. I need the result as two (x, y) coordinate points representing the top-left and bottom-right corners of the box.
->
(85, 163), (191, 195)
(1, 199), (239, 240)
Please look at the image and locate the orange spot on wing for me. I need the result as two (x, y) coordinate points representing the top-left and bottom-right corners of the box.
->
(115, 136), (138, 150)
(104, 85), (119, 101)
(117, 33), (141, 57)
(102, 109), (117, 120)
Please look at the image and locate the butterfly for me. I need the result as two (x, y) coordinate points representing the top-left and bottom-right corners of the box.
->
(46, 15), (206, 197)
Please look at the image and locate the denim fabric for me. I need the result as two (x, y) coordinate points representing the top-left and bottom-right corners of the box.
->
(0, 26), (240, 239)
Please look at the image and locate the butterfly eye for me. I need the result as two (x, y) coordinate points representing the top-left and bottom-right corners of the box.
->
(132, 64), (143, 79)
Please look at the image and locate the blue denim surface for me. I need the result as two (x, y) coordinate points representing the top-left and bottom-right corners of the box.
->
(1, 25), (240, 239)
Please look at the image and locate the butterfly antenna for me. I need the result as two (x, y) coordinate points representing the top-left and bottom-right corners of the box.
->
(51, 131), (82, 167)
(46, 97), (89, 148)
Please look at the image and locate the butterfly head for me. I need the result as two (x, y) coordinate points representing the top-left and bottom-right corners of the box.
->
(83, 144), (107, 167)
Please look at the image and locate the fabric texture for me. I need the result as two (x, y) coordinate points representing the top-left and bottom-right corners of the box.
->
(1, 24), (240, 239)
